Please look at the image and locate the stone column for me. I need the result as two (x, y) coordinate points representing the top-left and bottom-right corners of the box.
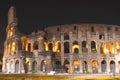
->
(88, 60), (92, 73)
(61, 33), (64, 66)
(106, 60), (110, 74)
(2, 57), (6, 72)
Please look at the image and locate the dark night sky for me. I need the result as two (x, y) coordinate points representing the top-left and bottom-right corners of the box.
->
(0, 0), (120, 49)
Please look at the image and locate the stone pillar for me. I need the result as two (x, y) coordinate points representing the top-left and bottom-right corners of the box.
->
(2, 57), (6, 73)
(106, 60), (110, 74)
(70, 54), (73, 74)
(88, 60), (92, 73)
(88, 40), (91, 54)
(98, 41), (101, 54)
(61, 33), (64, 66)
(31, 41), (34, 52)
(98, 61), (101, 73)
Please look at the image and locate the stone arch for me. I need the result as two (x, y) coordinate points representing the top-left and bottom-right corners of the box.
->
(10, 60), (14, 73)
(82, 41), (88, 52)
(72, 59), (80, 73)
(110, 60), (115, 73)
(101, 60), (106, 72)
(54, 41), (61, 52)
(64, 59), (70, 73)
(91, 41), (97, 51)
(118, 61), (120, 73)
(100, 42), (106, 54)
(108, 41), (114, 54)
(116, 42), (120, 51)
(28, 43), (31, 52)
(32, 61), (37, 72)
(72, 41), (79, 54)
(55, 61), (62, 72)
(40, 60), (47, 72)
(92, 60), (98, 73)
(64, 42), (70, 53)
(33, 41), (39, 50)
(15, 60), (19, 73)
(83, 61), (88, 73)
(48, 43), (53, 51)
(11, 41), (15, 53)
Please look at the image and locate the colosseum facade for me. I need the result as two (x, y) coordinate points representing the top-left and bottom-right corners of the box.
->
(2, 6), (120, 74)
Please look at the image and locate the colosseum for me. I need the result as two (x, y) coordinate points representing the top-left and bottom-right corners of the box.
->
(2, 6), (120, 74)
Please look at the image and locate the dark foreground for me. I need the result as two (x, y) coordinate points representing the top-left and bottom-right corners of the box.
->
(0, 74), (120, 80)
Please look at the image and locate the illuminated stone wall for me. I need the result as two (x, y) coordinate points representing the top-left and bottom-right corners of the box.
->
(2, 6), (120, 74)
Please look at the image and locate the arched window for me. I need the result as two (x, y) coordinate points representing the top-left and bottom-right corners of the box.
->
(72, 41), (79, 54)
(33, 41), (39, 50)
(28, 43), (31, 52)
(92, 60), (98, 73)
(108, 41), (114, 54)
(55, 61), (61, 72)
(110, 61), (115, 73)
(82, 41), (88, 52)
(101, 60), (106, 72)
(11, 41), (15, 53)
(116, 42), (120, 51)
(72, 59), (80, 73)
(64, 59), (70, 73)
(91, 41), (96, 51)
(48, 43), (53, 51)
(54, 41), (61, 52)
(41, 60), (46, 72)
(15, 60), (19, 73)
(83, 61), (88, 73)
(100, 42), (106, 54)
(64, 42), (70, 53)
(32, 61), (37, 72)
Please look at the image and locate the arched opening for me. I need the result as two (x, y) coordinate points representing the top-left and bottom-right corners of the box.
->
(7, 43), (10, 54)
(64, 59), (70, 73)
(108, 41), (114, 54)
(53, 41), (61, 52)
(55, 61), (62, 72)
(82, 41), (88, 52)
(44, 41), (48, 51)
(33, 41), (39, 50)
(101, 60), (106, 72)
(11, 41), (15, 53)
(92, 60), (98, 73)
(41, 60), (47, 72)
(32, 61), (37, 72)
(72, 41), (79, 54)
(64, 42), (70, 53)
(118, 61), (120, 73)
(116, 42), (120, 51)
(91, 41), (97, 52)
(21, 36), (28, 51)
(83, 61), (88, 73)
(72, 59), (80, 73)
(15, 60), (19, 73)
(10, 61), (14, 73)
(110, 61), (115, 73)
(28, 43), (31, 52)
(100, 42), (106, 54)
(26, 62), (29, 73)
(48, 43), (53, 51)
(6, 60), (9, 73)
